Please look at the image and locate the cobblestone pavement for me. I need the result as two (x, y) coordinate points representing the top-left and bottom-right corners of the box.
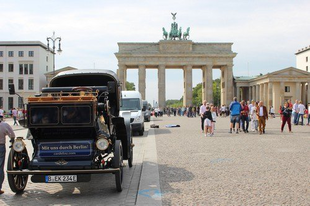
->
(0, 118), (150, 206)
(155, 115), (310, 205)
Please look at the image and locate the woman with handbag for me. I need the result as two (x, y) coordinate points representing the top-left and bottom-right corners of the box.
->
(281, 102), (292, 133)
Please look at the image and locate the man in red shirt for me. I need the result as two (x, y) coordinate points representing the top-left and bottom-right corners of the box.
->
(240, 100), (249, 133)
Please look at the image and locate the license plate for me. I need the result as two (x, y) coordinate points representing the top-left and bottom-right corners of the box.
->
(45, 175), (77, 183)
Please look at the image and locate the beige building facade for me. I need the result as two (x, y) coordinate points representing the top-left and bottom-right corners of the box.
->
(115, 40), (237, 108)
(296, 46), (310, 72)
(234, 67), (310, 112)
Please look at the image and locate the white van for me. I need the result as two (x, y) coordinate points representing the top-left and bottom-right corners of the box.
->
(120, 91), (144, 136)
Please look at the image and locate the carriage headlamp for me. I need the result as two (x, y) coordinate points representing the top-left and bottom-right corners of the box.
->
(13, 139), (25, 153)
(96, 138), (109, 151)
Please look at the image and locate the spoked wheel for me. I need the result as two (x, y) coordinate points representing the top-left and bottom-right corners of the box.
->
(112, 140), (123, 192)
(7, 148), (29, 194)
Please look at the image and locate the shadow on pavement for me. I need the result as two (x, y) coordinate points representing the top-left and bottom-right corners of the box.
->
(154, 129), (172, 135)
(158, 164), (194, 205)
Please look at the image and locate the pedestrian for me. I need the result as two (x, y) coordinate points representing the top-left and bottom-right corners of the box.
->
(193, 106), (196, 117)
(281, 102), (292, 132)
(256, 101), (268, 135)
(0, 107), (4, 122)
(199, 101), (207, 133)
(203, 106), (213, 137)
(270, 106), (275, 118)
(297, 101), (305, 125)
(292, 100), (299, 125)
(211, 106), (217, 135)
(250, 101), (258, 132)
(229, 97), (242, 134)
(307, 105), (310, 125)
(0, 118), (16, 194)
(12, 108), (18, 126)
(249, 100), (255, 131)
(240, 100), (249, 133)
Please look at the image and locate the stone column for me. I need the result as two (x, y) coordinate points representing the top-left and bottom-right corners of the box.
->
(256, 85), (259, 101)
(301, 83), (306, 103)
(206, 64), (213, 103)
(201, 68), (206, 101)
(264, 83), (268, 105)
(295, 82), (301, 101)
(249, 86), (252, 101)
(117, 64), (127, 91)
(268, 82), (273, 109)
(226, 64), (234, 103)
(307, 82), (310, 105)
(236, 86), (240, 101)
(158, 65), (166, 109)
(183, 65), (193, 106)
(138, 65), (146, 100)
(259, 84), (264, 102)
(220, 68), (226, 106)
(280, 82), (285, 105)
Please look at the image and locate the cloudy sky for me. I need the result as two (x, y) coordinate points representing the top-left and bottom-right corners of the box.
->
(1, 0), (310, 104)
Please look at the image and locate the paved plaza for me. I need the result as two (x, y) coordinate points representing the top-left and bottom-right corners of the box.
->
(155, 115), (310, 205)
(1, 116), (310, 205)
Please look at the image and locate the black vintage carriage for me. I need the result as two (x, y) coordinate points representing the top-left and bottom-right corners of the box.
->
(7, 70), (133, 193)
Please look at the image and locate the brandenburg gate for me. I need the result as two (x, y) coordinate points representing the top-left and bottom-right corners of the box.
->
(115, 14), (237, 108)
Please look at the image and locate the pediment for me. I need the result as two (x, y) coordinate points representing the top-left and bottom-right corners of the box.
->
(269, 67), (310, 77)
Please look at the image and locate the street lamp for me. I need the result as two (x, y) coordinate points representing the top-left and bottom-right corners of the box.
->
(47, 31), (62, 75)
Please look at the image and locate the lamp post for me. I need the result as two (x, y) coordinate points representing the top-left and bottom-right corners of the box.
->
(46, 31), (62, 75)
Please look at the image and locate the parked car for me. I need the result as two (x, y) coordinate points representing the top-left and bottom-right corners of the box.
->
(7, 70), (133, 193)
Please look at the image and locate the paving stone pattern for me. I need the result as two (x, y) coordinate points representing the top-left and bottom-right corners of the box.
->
(155, 116), (310, 205)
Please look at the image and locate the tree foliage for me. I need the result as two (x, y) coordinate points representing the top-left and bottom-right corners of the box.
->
(165, 78), (221, 107)
(126, 81), (135, 91)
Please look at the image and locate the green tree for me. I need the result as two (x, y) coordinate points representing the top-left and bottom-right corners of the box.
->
(192, 83), (202, 106)
(126, 81), (135, 91)
(213, 78), (221, 106)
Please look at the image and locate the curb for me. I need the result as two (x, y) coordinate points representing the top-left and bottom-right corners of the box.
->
(136, 122), (162, 206)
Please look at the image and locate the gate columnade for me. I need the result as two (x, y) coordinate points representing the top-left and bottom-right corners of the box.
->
(115, 40), (237, 108)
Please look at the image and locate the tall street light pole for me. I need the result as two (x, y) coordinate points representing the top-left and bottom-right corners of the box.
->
(47, 31), (62, 75)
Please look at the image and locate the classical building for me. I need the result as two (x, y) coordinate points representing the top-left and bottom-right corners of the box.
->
(296, 45), (310, 72)
(0, 41), (54, 111)
(234, 67), (310, 111)
(115, 41), (236, 108)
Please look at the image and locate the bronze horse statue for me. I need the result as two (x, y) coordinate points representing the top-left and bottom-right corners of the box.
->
(162, 27), (168, 40)
(183, 27), (190, 40)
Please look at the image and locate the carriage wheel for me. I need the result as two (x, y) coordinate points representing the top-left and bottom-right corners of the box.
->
(113, 140), (123, 192)
(7, 148), (29, 194)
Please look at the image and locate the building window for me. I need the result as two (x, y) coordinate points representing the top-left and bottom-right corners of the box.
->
(28, 79), (34, 90)
(307, 66), (308, 72)
(19, 64), (23, 74)
(285, 86), (290, 93)
(46, 56), (48, 62)
(8, 97), (13, 110)
(0, 97), (3, 108)
(24, 64), (28, 74)
(8, 64), (14, 72)
(29, 64), (33, 74)
(0, 64), (3, 72)
(18, 51), (24, 57)
(0, 51), (3, 57)
(28, 51), (34, 57)
(18, 79), (24, 90)
(0, 79), (3, 90)
(46, 66), (48, 71)
(8, 51), (14, 57)
(8, 79), (13, 87)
